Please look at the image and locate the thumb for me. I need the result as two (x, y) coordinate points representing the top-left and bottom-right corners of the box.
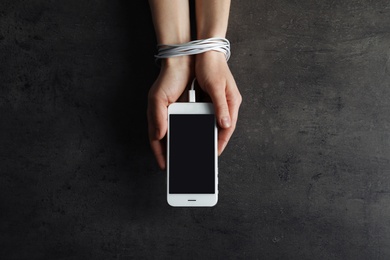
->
(206, 82), (231, 129)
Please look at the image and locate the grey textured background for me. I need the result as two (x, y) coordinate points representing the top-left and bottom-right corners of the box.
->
(1, 0), (390, 259)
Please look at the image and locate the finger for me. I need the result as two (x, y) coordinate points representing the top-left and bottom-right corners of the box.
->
(226, 79), (242, 130)
(148, 109), (166, 170)
(150, 139), (166, 170)
(147, 96), (168, 170)
(218, 127), (234, 155)
(148, 95), (168, 140)
(205, 80), (231, 129)
(218, 80), (242, 155)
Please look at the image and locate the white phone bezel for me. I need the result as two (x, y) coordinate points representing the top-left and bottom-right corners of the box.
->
(167, 102), (218, 207)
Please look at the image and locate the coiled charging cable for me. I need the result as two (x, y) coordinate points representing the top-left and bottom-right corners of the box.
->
(155, 37), (231, 102)
(155, 37), (230, 61)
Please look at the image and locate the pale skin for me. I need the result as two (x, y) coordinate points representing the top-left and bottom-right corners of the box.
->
(148, 0), (242, 170)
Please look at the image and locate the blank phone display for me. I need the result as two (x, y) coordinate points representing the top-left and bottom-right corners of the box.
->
(169, 114), (215, 194)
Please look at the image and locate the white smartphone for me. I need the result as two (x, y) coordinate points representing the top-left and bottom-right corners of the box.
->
(167, 102), (218, 207)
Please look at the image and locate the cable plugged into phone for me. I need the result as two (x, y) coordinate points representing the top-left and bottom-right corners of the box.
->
(188, 78), (196, 103)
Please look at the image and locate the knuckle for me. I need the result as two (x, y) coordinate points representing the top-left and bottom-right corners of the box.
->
(237, 93), (243, 104)
(217, 104), (229, 115)
(232, 91), (242, 105)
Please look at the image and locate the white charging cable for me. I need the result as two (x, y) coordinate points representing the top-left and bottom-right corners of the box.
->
(155, 37), (230, 61)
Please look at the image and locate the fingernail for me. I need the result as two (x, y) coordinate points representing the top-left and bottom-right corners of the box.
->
(221, 117), (231, 128)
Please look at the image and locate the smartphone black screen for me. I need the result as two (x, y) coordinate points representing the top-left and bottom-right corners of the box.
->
(169, 114), (215, 194)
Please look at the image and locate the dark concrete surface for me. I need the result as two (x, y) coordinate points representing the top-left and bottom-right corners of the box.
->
(1, 0), (390, 259)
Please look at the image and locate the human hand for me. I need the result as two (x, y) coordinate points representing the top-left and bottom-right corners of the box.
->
(195, 51), (242, 155)
(147, 57), (193, 170)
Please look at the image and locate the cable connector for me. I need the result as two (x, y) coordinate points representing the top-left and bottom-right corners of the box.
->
(188, 78), (196, 102)
(188, 90), (196, 103)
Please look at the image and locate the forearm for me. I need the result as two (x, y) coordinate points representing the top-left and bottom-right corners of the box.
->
(149, 0), (191, 45)
(196, 0), (231, 38)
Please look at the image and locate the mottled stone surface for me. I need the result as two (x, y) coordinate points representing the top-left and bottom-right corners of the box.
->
(1, 0), (390, 259)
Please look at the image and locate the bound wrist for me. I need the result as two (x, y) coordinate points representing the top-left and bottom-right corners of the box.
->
(161, 55), (194, 70)
(196, 50), (227, 65)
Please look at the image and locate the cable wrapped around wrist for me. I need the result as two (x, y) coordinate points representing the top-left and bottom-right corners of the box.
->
(155, 37), (230, 61)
